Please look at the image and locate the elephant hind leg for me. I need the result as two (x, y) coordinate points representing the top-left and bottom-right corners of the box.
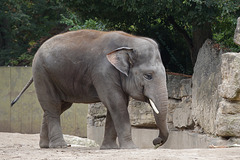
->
(34, 68), (69, 148)
(39, 102), (70, 148)
(100, 110), (119, 150)
(47, 115), (67, 148)
(39, 112), (49, 148)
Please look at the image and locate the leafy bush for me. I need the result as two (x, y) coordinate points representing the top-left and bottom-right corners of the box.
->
(1, 0), (240, 74)
(213, 16), (240, 52)
(9, 53), (33, 66)
(0, 0), (67, 66)
(60, 13), (106, 31)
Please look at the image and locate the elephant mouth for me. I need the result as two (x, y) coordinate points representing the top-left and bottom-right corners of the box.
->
(146, 97), (159, 114)
(143, 87), (159, 114)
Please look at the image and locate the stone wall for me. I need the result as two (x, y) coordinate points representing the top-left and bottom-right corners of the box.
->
(88, 39), (240, 147)
(167, 74), (193, 130)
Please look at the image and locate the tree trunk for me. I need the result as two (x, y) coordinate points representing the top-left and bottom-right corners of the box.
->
(191, 22), (212, 66)
(0, 17), (11, 49)
(167, 17), (212, 68)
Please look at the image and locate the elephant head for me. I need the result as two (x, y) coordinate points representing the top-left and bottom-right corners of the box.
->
(107, 39), (169, 147)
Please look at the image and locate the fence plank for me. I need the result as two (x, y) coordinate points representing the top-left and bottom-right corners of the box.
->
(62, 104), (76, 135)
(0, 67), (11, 132)
(18, 67), (33, 133)
(31, 98), (43, 133)
(10, 67), (24, 132)
(75, 104), (88, 137)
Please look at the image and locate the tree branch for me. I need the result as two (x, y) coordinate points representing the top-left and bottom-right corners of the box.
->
(167, 16), (193, 49)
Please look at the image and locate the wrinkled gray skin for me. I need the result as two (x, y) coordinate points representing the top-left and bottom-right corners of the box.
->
(32, 30), (169, 149)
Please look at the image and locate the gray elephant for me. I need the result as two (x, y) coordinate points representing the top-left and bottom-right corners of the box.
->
(11, 29), (169, 149)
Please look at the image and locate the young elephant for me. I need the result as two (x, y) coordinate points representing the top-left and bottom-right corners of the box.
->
(11, 30), (169, 149)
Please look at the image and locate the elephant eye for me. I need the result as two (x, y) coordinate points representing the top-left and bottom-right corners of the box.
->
(144, 73), (153, 80)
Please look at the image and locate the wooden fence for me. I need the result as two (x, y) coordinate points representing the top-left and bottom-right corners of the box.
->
(0, 67), (88, 137)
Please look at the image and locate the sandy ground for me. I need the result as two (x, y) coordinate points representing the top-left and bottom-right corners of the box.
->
(0, 132), (240, 160)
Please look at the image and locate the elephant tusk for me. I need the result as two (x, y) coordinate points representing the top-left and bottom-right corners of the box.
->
(149, 99), (159, 114)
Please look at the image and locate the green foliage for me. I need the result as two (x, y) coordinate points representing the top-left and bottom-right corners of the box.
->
(213, 16), (240, 52)
(9, 53), (33, 66)
(62, 0), (240, 74)
(60, 13), (106, 31)
(0, 0), (67, 66)
(0, 0), (239, 74)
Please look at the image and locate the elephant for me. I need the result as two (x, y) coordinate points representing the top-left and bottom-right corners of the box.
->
(11, 29), (169, 149)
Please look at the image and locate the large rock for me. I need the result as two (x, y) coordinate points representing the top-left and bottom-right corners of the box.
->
(192, 39), (223, 134)
(167, 99), (180, 129)
(173, 97), (193, 129)
(87, 103), (106, 127)
(216, 113), (240, 137)
(128, 99), (156, 128)
(219, 53), (240, 100)
(168, 75), (193, 129)
(234, 17), (240, 46)
(216, 53), (240, 137)
(179, 78), (192, 98)
(192, 39), (240, 137)
(216, 100), (240, 137)
(167, 74), (187, 99)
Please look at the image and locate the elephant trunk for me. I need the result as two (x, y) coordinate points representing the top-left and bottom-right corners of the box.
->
(146, 82), (169, 147)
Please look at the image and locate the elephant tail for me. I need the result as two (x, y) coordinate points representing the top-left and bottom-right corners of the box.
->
(11, 77), (33, 107)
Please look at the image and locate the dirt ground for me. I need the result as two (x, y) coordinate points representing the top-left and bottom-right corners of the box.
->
(0, 132), (240, 160)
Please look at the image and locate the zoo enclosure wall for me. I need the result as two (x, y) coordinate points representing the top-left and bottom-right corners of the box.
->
(0, 67), (88, 137)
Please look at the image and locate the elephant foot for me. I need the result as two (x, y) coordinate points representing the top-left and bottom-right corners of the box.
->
(119, 141), (137, 149)
(39, 138), (49, 148)
(100, 142), (119, 150)
(49, 138), (68, 148)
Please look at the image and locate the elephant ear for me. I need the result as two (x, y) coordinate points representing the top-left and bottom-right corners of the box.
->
(106, 47), (134, 76)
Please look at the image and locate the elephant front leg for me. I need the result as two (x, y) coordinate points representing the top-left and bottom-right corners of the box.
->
(100, 110), (119, 149)
(95, 81), (136, 149)
(114, 114), (136, 149)
(104, 97), (136, 149)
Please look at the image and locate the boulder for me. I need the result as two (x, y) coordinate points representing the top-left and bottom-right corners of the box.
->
(167, 74), (187, 99)
(218, 100), (240, 115)
(128, 99), (156, 128)
(173, 97), (193, 129)
(219, 53), (240, 100)
(87, 103), (106, 127)
(192, 39), (240, 137)
(216, 53), (240, 137)
(179, 78), (192, 98)
(234, 17), (240, 46)
(192, 39), (223, 134)
(216, 113), (240, 137)
(167, 99), (180, 129)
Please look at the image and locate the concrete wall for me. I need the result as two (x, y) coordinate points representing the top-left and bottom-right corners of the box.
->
(88, 126), (235, 149)
(0, 67), (88, 137)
